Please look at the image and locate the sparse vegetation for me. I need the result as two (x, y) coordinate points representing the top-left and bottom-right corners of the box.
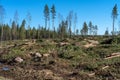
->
(0, 37), (120, 80)
(0, 0), (120, 80)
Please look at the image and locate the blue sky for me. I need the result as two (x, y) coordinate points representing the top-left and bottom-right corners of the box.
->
(1, 0), (120, 35)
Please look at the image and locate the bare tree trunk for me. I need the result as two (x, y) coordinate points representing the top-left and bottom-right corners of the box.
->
(52, 19), (54, 39)
(112, 18), (115, 36)
(48, 19), (50, 39)
(44, 18), (47, 38)
(0, 26), (3, 46)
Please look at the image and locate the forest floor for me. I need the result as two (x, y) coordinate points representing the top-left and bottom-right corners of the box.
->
(0, 36), (120, 80)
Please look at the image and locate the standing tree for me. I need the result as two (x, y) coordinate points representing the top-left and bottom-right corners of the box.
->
(104, 27), (109, 36)
(12, 10), (19, 40)
(37, 25), (41, 39)
(14, 10), (19, 25)
(81, 22), (88, 36)
(44, 4), (49, 38)
(9, 19), (12, 40)
(88, 21), (92, 35)
(51, 4), (56, 38)
(58, 20), (68, 39)
(19, 20), (26, 40)
(0, 5), (5, 45)
(32, 27), (37, 39)
(11, 21), (17, 40)
(112, 4), (118, 35)
(74, 13), (77, 35)
(4, 24), (11, 40)
(94, 25), (98, 35)
(76, 29), (79, 35)
(44, 4), (49, 29)
(16, 24), (19, 39)
(26, 11), (32, 39)
(67, 11), (73, 38)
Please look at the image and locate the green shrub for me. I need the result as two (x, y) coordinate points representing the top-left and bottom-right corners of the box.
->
(36, 39), (44, 43)
(1, 49), (24, 61)
(101, 36), (120, 45)
(100, 38), (113, 44)
(103, 57), (120, 65)
(58, 50), (74, 59)
(85, 63), (98, 71)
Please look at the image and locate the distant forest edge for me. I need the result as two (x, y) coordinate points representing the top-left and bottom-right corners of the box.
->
(0, 4), (119, 41)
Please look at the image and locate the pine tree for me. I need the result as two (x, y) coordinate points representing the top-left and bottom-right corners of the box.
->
(26, 11), (32, 39)
(104, 28), (109, 36)
(88, 21), (92, 35)
(94, 25), (98, 35)
(0, 5), (5, 45)
(82, 22), (88, 36)
(58, 21), (68, 39)
(44, 4), (49, 29)
(11, 21), (17, 40)
(112, 4), (118, 35)
(32, 27), (36, 39)
(20, 20), (26, 40)
(51, 4), (56, 38)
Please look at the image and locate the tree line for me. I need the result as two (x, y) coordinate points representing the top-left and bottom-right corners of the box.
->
(0, 3), (119, 41)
